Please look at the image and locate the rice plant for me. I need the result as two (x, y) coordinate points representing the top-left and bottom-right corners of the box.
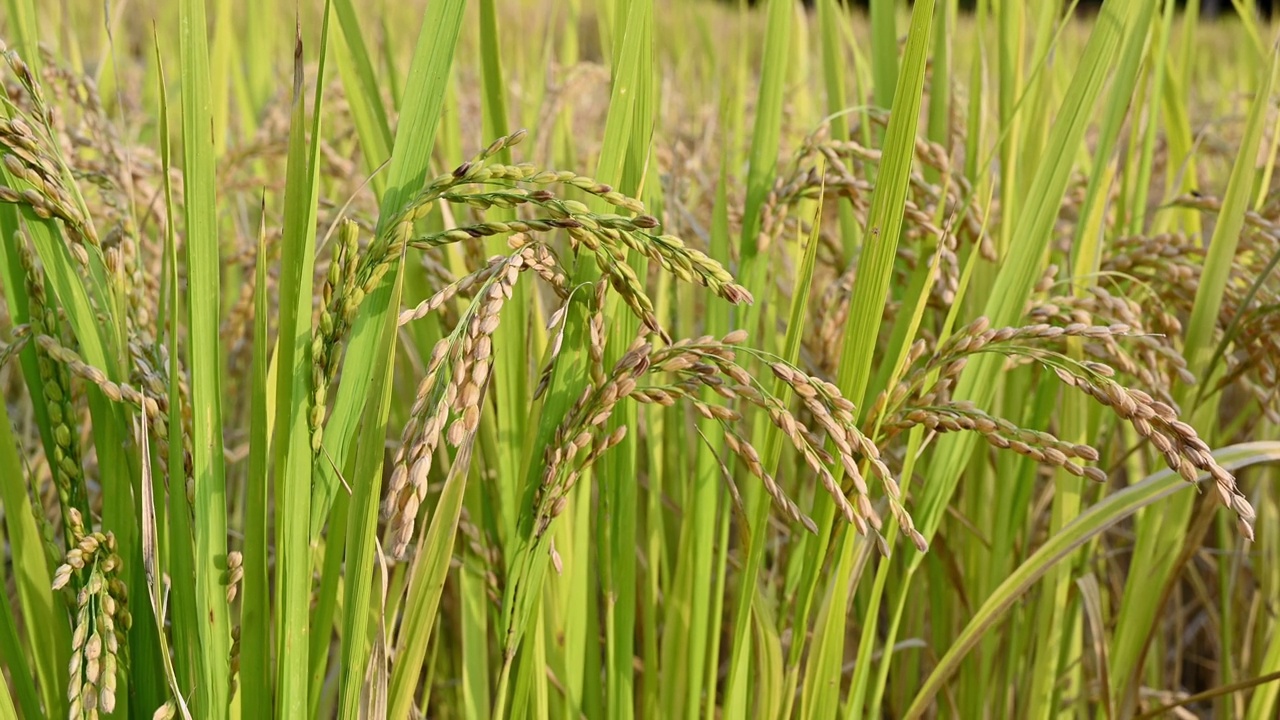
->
(0, 0), (1278, 718)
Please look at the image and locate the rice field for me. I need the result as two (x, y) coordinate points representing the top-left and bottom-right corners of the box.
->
(1, 0), (1279, 718)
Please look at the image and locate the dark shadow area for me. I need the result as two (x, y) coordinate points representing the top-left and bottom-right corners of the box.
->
(733, 0), (1275, 19)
